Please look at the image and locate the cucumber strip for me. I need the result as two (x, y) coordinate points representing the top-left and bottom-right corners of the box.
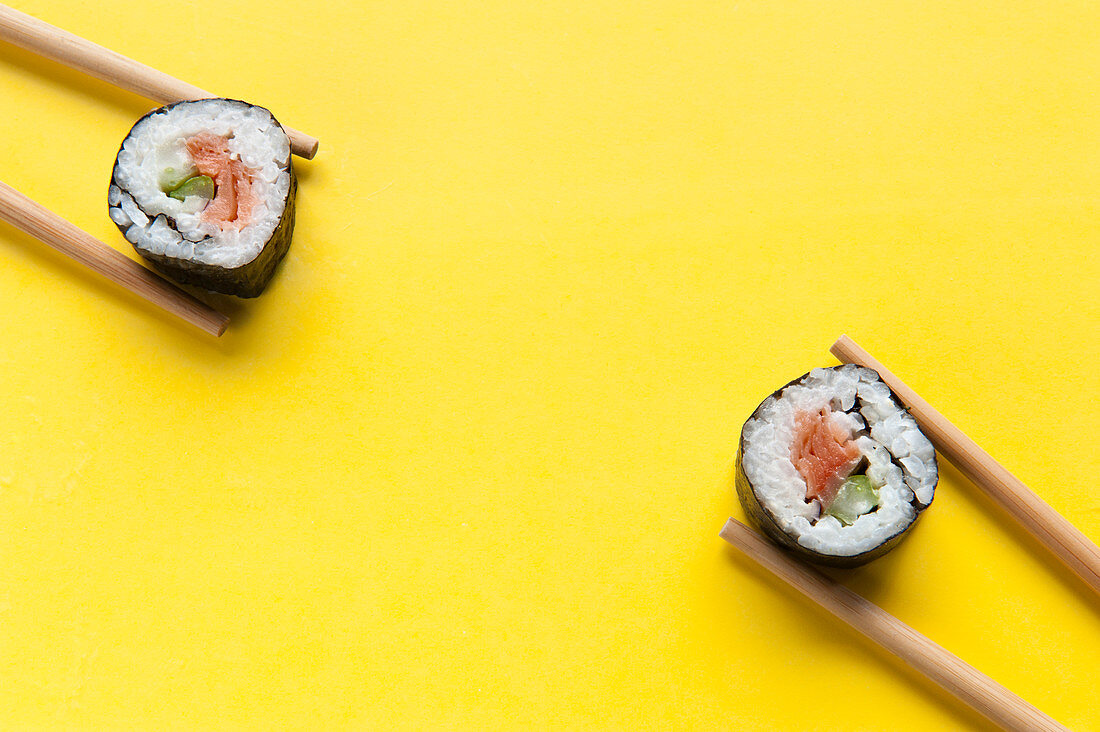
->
(825, 475), (880, 525)
(159, 166), (197, 192)
(167, 175), (215, 202)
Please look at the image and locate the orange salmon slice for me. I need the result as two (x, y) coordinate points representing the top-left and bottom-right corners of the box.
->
(186, 133), (258, 229)
(790, 408), (862, 507)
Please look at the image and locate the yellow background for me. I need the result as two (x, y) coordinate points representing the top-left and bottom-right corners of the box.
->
(1, 1), (1097, 728)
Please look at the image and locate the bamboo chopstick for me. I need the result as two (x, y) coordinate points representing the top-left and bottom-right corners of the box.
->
(0, 180), (228, 336)
(719, 518), (1065, 732)
(0, 4), (318, 160)
(831, 335), (1100, 597)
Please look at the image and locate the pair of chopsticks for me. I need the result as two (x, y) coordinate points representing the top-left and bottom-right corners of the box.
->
(721, 336), (1099, 731)
(0, 4), (320, 335)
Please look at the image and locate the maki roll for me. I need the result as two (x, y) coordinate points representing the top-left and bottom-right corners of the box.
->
(736, 365), (937, 567)
(108, 98), (296, 297)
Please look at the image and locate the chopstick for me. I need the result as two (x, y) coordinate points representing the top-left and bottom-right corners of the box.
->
(719, 518), (1066, 732)
(831, 335), (1100, 596)
(0, 4), (318, 160)
(0, 180), (228, 336)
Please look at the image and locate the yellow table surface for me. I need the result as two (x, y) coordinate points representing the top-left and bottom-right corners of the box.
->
(1, 1), (1097, 729)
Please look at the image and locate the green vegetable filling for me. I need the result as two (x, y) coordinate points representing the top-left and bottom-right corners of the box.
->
(825, 475), (880, 525)
(166, 175), (215, 202)
(159, 167), (197, 191)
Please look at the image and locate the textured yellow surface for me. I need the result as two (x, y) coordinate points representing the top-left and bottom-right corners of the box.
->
(1, 1), (1097, 729)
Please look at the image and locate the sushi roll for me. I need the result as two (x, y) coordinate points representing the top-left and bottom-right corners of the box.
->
(108, 98), (296, 297)
(736, 365), (937, 567)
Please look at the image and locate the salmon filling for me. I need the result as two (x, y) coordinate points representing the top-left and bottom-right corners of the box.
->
(185, 133), (259, 229)
(790, 407), (862, 508)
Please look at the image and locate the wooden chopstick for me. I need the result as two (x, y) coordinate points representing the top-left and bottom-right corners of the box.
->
(719, 518), (1065, 732)
(831, 335), (1100, 596)
(0, 4), (318, 160)
(0, 180), (228, 336)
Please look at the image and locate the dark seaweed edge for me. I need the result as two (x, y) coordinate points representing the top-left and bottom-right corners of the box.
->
(734, 364), (938, 568)
(108, 98), (296, 298)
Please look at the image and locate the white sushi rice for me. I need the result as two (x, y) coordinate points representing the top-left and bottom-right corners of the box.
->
(741, 365), (936, 557)
(109, 99), (292, 269)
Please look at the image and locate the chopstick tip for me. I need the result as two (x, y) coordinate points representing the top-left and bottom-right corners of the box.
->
(830, 334), (856, 362)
